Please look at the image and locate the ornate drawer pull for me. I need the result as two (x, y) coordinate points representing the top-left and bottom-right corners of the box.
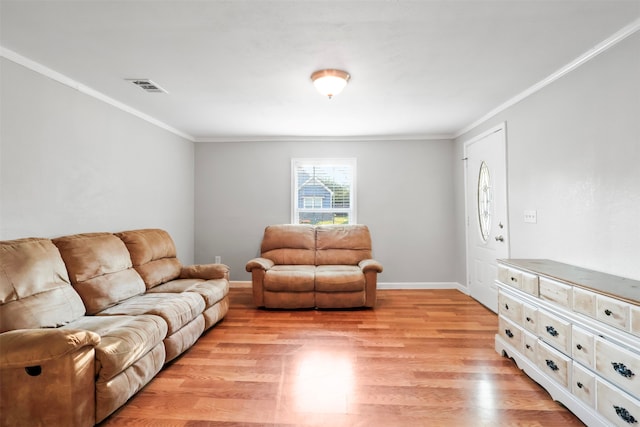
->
(576, 344), (583, 350)
(605, 309), (613, 316)
(577, 382), (583, 389)
(525, 344), (531, 350)
(505, 329), (514, 338)
(545, 326), (559, 337)
(612, 362), (636, 378)
(504, 303), (509, 310)
(526, 317), (532, 322)
(614, 405), (637, 424)
(511, 277), (518, 283)
(545, 359), (559, 371)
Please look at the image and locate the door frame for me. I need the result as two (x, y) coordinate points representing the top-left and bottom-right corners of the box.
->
(463, 122), (511, 300)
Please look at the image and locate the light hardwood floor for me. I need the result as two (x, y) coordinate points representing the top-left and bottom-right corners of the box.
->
(100, 288), (584, 426)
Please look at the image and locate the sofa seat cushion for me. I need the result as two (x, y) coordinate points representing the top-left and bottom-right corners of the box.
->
(64, 314), (167, 382)
(315, 265), (365, 292)
(264, 265), (315, 292)
(148, 278), (229, 307)
(96, 293), (205, 335)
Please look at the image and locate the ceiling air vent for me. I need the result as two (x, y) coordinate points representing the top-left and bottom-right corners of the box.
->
(126, 79), (168, 93)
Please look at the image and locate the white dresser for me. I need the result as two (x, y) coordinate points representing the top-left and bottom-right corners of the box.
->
(495, 259), (640, 426)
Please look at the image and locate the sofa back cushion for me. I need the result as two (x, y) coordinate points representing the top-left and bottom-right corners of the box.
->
(316, 225), (372, 265)
(115, 229), (181, 289)
(53, 233), (145, 314)
(0, 238), (86, 332)
(261, 224), (316, 265)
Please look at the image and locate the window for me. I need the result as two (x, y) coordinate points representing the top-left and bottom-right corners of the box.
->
(292, 158), (356, 225)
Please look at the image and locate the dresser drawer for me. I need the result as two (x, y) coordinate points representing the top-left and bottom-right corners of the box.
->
(597, 294), (631, 331)
(523, 330), (537, 362)
(538, 310), (571, 354)
(537, 340), (571, 388)
(540, 277), (572, 308)
(520, 271), (539, 297)
(499, 291), (523, 324)
(572, 325), (595, 368)
(498, 265), (522, 290)
(572, 362), (596, 408)
(632, 305), (640, 338)
(499, 316), (523, 350)
(597, 379), (640, 427)
(522, 302), (538, 333)
(595, 338), (640, 397)
(573, 287), (596, 317)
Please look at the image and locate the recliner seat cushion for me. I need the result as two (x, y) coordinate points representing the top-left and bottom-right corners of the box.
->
(263, 265), (315, 292)
(315, 265), (365, 292)
(64, 314), (167, 382)
(149, 278), (229, 306)
(96, 292), (205, 335)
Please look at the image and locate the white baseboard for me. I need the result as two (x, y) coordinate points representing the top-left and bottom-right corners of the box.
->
(231, 280), (468, 293)
(230, 281), (252, 288)
(378, 282), (468, 293)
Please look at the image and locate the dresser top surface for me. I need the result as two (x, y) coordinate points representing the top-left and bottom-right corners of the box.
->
(498, 259), (640, 305)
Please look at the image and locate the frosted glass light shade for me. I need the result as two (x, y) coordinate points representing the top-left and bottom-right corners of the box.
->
(311, 69), (350, 98)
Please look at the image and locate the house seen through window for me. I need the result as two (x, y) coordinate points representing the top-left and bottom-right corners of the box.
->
(292, 158), (356, 225)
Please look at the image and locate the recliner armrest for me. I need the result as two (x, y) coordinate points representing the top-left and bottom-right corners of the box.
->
(180, 263), (230, 280)
(0, 328), (100, 369)
(359, 259), (383, 273)
(245, 257), (275, 272)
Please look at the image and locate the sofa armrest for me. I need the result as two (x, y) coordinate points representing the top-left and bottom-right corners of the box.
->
(180, 263), (230, 280)
(1, 328), (100, 427)
(245, 257), (275, 272)
(359, 259), (383, 273)
(0, 328), (100, 369)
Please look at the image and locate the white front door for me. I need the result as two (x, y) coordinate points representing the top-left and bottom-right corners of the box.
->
(464, 124), (509, 313)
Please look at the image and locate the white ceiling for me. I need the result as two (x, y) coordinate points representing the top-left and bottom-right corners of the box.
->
(1, 1), (639, 141)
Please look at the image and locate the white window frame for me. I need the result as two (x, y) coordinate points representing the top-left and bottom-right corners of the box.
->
(291, 158), (357, 225)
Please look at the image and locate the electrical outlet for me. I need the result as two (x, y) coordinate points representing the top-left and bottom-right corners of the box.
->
(524, 210), (537, 224)
(215, 255), (221, 264)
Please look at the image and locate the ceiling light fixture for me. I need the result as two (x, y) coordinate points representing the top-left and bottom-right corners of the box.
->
(310, 69), (350, 99)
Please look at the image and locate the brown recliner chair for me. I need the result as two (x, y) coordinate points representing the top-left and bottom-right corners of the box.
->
(246, 224), (383, 309)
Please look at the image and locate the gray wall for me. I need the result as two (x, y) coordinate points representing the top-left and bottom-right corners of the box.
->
(454, 32), (640, 283)
(194, 139), (457, 283)
(0, 58), (196, 262)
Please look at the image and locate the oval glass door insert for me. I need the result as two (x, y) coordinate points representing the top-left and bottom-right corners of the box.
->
(477, 161), (492, 242)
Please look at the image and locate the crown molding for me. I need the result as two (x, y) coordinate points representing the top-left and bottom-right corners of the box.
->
(0, 46), (195, 142)
(193, 134), (454, 143)
(455, 17), (640, 139)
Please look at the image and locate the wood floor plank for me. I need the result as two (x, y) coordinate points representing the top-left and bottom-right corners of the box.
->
(100, 289), (584, 426)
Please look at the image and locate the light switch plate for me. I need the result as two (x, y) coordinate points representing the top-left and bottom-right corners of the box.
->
(524, 210), (537, 223)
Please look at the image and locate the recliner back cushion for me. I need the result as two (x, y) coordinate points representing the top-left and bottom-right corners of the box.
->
(0, 238), (85, 332)
(261, 224), (315, 265)
(53, 233), (145, 314)
(115, 229), (181, 289)
(316, 225), (372, 265)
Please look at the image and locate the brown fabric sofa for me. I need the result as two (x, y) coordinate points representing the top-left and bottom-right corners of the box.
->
(0, 229), (229, 426)
(246, 224), (383, 309)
